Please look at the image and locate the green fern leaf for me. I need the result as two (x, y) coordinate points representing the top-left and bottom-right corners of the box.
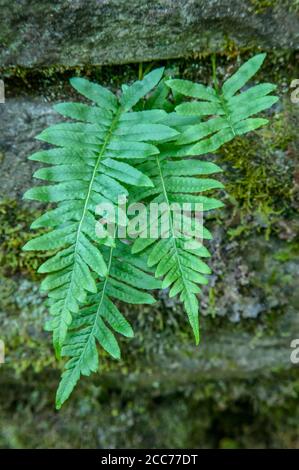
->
(55, 241), (161, 409)
(133, 54), (278, 343)
(23, 57), (279, 408)
(131, 150), (222, 344)
(166, 53), (278, 154)
(24, 68), (176, 356)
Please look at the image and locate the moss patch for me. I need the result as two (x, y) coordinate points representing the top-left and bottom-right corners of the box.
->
(0, 199), (47, 279)
(217, 108), (298, 240)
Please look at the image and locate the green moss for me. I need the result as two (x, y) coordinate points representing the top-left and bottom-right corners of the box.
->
(0, 199), (46, 279)
(0, 366), (298, 448)
(0, 62), (143, 100)
(220, 37), (255, 59)
(274, 242), (299, 262)
(249, 0), (279, 14)
(291, 0), (299, 12)
(219, 110), (296, 240)
(249, 0), (299, 14)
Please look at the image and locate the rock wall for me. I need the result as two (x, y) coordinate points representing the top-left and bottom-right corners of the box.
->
(1, 1), (299, 67)
(0, 1), (299, 449)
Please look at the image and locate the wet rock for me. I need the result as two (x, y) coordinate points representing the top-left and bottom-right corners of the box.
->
(1, 1), (299, 68)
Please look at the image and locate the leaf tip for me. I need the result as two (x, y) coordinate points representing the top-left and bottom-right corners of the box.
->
(69, 77), (81, 87)
(55, 399), (62, 410)
(35, 131), (46, 142)
(30, 220), (40, 229)
(143, 177), (154, 188)
(22, 241), (31, 251)
(23, 189), (32, 200)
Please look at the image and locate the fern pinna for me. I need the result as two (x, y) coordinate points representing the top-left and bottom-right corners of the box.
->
(23, 54), (278, 407)
(132, 53), (278, 344)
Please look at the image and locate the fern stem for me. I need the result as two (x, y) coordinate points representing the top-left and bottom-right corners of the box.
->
(138, 63), (143, 81)
(75, 108), (121, 246)
(211, 54), (219, 92)
(75, 244), (115, 371)
(211, 65), (236, 138)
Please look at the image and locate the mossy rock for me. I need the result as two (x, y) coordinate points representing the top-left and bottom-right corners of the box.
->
(1, 50), (299, 448)
(1, 1), (299, 68)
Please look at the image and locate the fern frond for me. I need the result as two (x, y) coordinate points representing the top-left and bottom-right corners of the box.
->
(132, 54), (278, 343)
(23, 68), (178, 356)
(166, 53), (278, 154)
(55, 241), (161, 409)
(131, 147), (223, 344)
(22, 57), (279, 408)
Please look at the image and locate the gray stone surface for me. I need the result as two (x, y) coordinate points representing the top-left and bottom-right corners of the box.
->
(0, 98), (60, 199)
(1, 0), (299, 68)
